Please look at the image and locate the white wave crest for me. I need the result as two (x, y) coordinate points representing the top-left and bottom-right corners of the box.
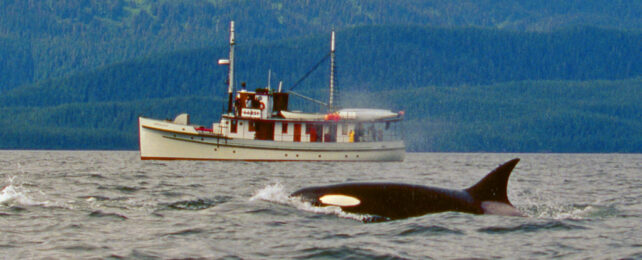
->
(250, 183), (375, 222)
(249, 183), (291, 204)
(0, 177), (40, 206)
(520, 203), (606, 220)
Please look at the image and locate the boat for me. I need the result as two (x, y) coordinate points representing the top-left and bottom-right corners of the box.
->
(138, 21), (405, 161)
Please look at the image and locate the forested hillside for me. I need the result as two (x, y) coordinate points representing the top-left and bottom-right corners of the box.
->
(399, 79), (641, 152)
(1, 0), (640, 91)
(3, 26), (640, 107)
(1, 1), (640, 152)
(1, 78), (639, 152)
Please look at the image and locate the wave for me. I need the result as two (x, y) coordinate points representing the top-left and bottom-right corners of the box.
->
(163, 228), (206, 237)
(249, 183), (291, 204)
(0, 176), (42, 207)
(477, 220), (587, 234)
(520, 203), (620, 220)
(88, 210), (128, 220)
(294, 245), (402, 259)
(397, 223), (465, 236)
(161, 196), (232, 211)
(250, 183), (378, 222)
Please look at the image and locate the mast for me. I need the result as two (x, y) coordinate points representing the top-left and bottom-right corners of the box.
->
(329, 30), (336, 111)
(226, 21), (236, 114)
(267, 69), (271, 90)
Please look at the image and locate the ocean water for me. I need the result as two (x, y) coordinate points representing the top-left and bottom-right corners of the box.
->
(0, 151), (640, 259)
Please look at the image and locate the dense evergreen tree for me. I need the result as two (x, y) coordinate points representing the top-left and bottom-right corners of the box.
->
(1, 78), (640, 152)
(2, 26), (640, 106)
(1, 0), (640, 90)
(0, 1), (640, 152)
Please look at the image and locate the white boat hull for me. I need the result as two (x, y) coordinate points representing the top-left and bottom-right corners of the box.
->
(139, 117), (405, 162)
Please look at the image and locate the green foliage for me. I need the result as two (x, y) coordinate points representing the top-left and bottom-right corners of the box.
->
(0, 96), (223, 150)
(397, 79), (642, 152)
(1, 78), (639, 152)
(1, 2), (641, 152)
(1, 0), (640, 90)
(0, 36), (34, 92)
(3, 26), (640, 107)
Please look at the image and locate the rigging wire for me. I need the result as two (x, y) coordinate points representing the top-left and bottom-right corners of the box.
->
(288, 52), (331, 91)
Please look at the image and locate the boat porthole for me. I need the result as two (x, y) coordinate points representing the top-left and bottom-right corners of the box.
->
(285, 154), (288, 157)
(296, 154), (299, 158)
(233, 150), (236, 154)
(356, 155), (360, 158)
(318, 155), (321, 158)
(214, 148), (218, 151)
(345, 155), (348, 158)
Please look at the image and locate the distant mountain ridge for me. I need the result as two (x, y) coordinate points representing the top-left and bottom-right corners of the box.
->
(1, 0), (640, 90)
(2, 26), (640, 107)
(0, 1), (640, 152)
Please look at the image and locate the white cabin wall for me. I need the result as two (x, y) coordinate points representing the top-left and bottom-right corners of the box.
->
(323, 125), (329, 142)
(275, 122), (295, 142)
(285, 122), (294, 141)
(256, 94), (271, 119)
(224, 119), (255, 139)
(275, 122), (293, 142)
(241, 120), (255, 139)
(212, 122), (223, 135)
(274, 122), (282, 141)
(221, 119), (230, 136)
(301, 123), (309, 142)
(222, 119), (362, 143)
(336, 123), (356, 143)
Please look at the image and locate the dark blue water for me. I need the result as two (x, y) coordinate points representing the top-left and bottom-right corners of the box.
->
(1, 151), (640, 259)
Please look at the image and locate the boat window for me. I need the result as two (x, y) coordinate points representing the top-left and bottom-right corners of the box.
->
(282, 123), (288, 134)
(231, 120), (238, 133)
(249, 121), (256, 132)
(308, 124), (319, 142)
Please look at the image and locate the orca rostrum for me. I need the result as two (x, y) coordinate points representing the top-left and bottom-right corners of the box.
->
(290, 158), (524, 221)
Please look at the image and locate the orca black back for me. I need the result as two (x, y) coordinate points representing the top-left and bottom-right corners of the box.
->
(290, 158), (522, 221)
(465, 158), (519, 206)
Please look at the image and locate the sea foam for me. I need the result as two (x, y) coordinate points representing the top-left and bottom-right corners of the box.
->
(0, 176), (39, 206)
(250, 183), (376, 222)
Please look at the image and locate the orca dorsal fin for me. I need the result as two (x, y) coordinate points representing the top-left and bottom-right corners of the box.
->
(465, 158), (520, 205)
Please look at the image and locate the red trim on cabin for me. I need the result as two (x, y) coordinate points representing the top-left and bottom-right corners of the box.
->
(195, 127), (213, 132)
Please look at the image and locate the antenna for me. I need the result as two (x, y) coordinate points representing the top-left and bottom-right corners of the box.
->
(267, 69), (272, 90)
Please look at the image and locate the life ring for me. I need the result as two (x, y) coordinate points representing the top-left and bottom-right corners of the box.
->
(259, 103), (265, 110)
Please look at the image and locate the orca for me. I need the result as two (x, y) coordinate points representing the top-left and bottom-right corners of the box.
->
(290, 158), (523, 221)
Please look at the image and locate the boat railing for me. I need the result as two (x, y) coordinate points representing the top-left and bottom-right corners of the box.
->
(272, 131), (401, 143)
